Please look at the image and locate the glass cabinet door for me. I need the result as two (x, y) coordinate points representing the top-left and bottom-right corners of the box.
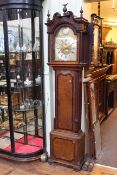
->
(0, 7), (44, 158)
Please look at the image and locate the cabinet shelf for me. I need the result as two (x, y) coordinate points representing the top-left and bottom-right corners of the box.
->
(14, 105), (40, 112)
(0, 81), (41, 88)
(0, 51), (39, 55)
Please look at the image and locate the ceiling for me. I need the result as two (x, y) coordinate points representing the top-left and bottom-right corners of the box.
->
(84, 0), (111, 2)
(84, 0), (110, 2)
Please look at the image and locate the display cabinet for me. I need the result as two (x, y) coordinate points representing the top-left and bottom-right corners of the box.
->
(102, 44), (117, 117)
(0, 0), (45, 160)
(83, 13), (110, 161)
(105, 75), (117, 116)
(103, 45), (117, 74)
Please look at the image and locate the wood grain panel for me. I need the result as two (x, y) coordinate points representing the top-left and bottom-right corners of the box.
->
(53, 138), (74, 161)
(57, 74), (73, 130)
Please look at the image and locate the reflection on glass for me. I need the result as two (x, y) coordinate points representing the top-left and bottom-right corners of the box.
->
(0, 38), (4, 52)
(16, 42), (20, 52)
(27, 40), (32, 52)
(35, 74), (41, 85)
(0, 18), (4, 52)
(0, 13), (8, 148)
(0, 9), (43, 155)
(33, 37), (40, 52)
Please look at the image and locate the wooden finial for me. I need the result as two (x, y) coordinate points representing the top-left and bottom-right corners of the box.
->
(80, 7), (83, 17)
(47, 10), (50, 21)
(63, 3), (68, 15)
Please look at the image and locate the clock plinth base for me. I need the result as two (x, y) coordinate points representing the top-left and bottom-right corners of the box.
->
(49, 129), (85, 171)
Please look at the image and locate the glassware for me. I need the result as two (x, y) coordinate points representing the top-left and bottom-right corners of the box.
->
(27, 40), (32, 52)
(23, 98), (34, 109)
(8, 30), (16, 52)
(16, 42), (20, 52)
(21, 44), (27, 52)
(35, 74), (41, 85)
(24, 63), (32, 86)
(33, 37), (40, 52)
(24, 98), (30, 109)
(24, 77), (32, 87)
(20, 102), (25, 109)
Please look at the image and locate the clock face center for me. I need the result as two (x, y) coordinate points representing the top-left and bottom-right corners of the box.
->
(55, 27), (77, 61)
(60, 43), (72, 55)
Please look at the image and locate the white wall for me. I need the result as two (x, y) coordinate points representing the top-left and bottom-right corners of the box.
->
(83, 2), (92, 21)
(59, 0), (83, 16)
(43, 0), (54, 156)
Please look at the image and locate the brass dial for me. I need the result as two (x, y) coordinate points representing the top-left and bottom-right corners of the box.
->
(55, 27), (77, 61)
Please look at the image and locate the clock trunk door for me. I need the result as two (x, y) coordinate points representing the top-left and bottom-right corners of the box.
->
(56, 71), (74, 131)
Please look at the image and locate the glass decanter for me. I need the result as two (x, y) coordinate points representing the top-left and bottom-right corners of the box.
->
(33, 37), (40, 52)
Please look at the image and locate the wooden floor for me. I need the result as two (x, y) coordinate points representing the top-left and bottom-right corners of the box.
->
(0, 158), (117, 175)
(96, 108), (117, 167)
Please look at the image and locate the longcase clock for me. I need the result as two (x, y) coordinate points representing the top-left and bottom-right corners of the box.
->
(46, 6), (89, 170)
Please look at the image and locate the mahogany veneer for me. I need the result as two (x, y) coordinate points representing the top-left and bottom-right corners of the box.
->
(46, 7), (89, 170)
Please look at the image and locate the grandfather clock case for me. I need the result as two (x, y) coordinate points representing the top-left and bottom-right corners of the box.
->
(47, 8), (89, 170)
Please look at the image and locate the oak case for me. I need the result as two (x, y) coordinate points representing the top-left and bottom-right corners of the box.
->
(46, 7), (89, 170)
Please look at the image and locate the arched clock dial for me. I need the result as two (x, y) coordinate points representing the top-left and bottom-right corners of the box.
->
(55, 27), (77, 61)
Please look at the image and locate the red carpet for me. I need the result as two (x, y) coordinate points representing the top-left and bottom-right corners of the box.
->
(0, 130), (9, 138)
(5, 142), (42, 154)
(0, 131), (43, 154)
(18, 135), (43, 147)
